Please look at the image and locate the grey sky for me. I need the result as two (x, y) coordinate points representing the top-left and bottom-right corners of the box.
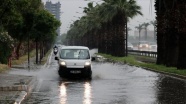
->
(42, 0), (155, 35)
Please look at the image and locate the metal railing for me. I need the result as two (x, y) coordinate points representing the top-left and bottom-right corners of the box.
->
(128, 50), (157, 58)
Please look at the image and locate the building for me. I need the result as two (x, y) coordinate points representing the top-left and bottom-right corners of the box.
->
(45, 1), (61, 35)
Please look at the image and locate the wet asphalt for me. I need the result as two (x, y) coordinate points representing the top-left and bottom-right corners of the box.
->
(9, 54), (186, 104)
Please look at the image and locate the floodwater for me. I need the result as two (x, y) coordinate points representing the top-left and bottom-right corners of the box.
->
(9, 53), (186, 104)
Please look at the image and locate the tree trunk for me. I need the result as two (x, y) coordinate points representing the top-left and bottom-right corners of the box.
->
(15, 42), (22, 60)
(112, 19), (118, 56)
(115, 14), (125, 57)
(164, 28), (178, 67)
(155, 0), (166, 65)
(177, 33), (186, 69)
(36, 38), (38, 64)
(107, 22), (112, 55)
(177, 1), (186, 69)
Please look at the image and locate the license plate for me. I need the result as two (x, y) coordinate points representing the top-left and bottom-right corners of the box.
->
(70, 70), (81, 74)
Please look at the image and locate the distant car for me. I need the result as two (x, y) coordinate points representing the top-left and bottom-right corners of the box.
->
(55, 46), (93, 79)
(127, 42), (133, 50)
(138, 41), (149, 51)
(149, 42), (157, 52)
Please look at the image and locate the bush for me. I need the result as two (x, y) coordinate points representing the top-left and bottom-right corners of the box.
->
(0, 32), (14, 64)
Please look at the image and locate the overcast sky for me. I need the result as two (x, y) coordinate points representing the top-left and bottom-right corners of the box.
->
(42, 0), (155, 35)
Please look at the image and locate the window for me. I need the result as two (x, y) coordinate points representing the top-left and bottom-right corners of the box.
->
(60, 49), (90, 59)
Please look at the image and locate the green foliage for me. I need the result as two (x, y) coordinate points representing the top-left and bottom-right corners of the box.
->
(0, 32), (14, 64)
(66, 0), (142, 55)
(32, 10), (61, 41)
(0, 32), (14, 46)
(61, 33), (67, 44)
(0, 0), (61, 60)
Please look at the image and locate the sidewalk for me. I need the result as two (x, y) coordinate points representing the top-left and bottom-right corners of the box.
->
(0, 56), (45, 104)
(0, 74), (37, 104)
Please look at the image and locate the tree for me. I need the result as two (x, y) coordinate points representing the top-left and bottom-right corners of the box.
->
(142, 22), (150, 41)
(33, 10), (61, 63)
(0, 0), (61, 65)
(0, 32), (14, 64)
(83, 2), (94, 13)
(135, 24), (143, 43)
(100, 0), (142, 56)
(3, 0), (43, 60)
(177, 0), (186, 69)
(66, 0), (142, 57)
(150, 20), (157, 42)
(155, 0), (186, 69)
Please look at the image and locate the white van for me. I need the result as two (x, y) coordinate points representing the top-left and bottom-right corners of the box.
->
(55, 46), (93, 79)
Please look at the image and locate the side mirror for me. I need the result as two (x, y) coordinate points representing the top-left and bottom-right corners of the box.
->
(55, 57), (59, 60)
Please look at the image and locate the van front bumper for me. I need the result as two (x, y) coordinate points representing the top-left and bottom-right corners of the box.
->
(58, 66), (92, 78)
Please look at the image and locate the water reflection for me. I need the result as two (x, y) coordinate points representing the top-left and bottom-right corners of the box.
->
(59, 80), (92, 104)
(83, 82), (92, 104)
(156, 76), (186, 104)
(60, 83), (67, 104)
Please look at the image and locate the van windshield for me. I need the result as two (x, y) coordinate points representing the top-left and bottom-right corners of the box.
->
(60, 49), (90, 59)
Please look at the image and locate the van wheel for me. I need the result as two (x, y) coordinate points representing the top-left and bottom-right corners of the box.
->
(86, 72), (92, 80)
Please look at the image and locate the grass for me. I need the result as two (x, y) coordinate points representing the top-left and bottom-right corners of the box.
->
(98, 53), (186, 77)
(0, 49), (49, 73)
(40, 50), (52, 65)
(0, 64), (9, 73)
(11, 49), (36, 65)
(11, 49), (52, 65)
(0, 50), (36, 72)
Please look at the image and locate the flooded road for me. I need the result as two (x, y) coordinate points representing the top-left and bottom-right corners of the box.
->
(9, 54), (186, 104)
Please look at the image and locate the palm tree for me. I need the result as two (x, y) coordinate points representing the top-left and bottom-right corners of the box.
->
(155, 0), (186, 69)
(101, 0), (142, 57)
(67, 3), (102, 48)
(150, 20), (157, 42)
(142, 22), (150, 41)
(66, 0), (142, 57)
(177, 0), (186, 69)
(135, 24), (143, 43)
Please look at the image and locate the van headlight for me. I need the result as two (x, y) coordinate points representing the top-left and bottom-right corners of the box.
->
(60, 61), (66, 66)
(85, 61), (91, 66)
(146, 44), (149, 47)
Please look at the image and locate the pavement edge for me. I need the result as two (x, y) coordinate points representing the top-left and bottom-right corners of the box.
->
(14, 76), (37, 104)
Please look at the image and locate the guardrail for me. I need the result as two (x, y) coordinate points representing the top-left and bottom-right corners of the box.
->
(128, 50), (157, 58)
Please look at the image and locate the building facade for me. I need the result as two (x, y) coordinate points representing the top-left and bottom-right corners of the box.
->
(45, 1), (61, 35)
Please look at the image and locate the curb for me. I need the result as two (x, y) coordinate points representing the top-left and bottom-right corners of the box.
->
(14, 91), (27, 104)
(43, 51), (53, 69)
(142, 67), (186, 80)
(0, 77), (37, 91)
(0, 77), (37, 104)
(14, 77), (37, 104)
